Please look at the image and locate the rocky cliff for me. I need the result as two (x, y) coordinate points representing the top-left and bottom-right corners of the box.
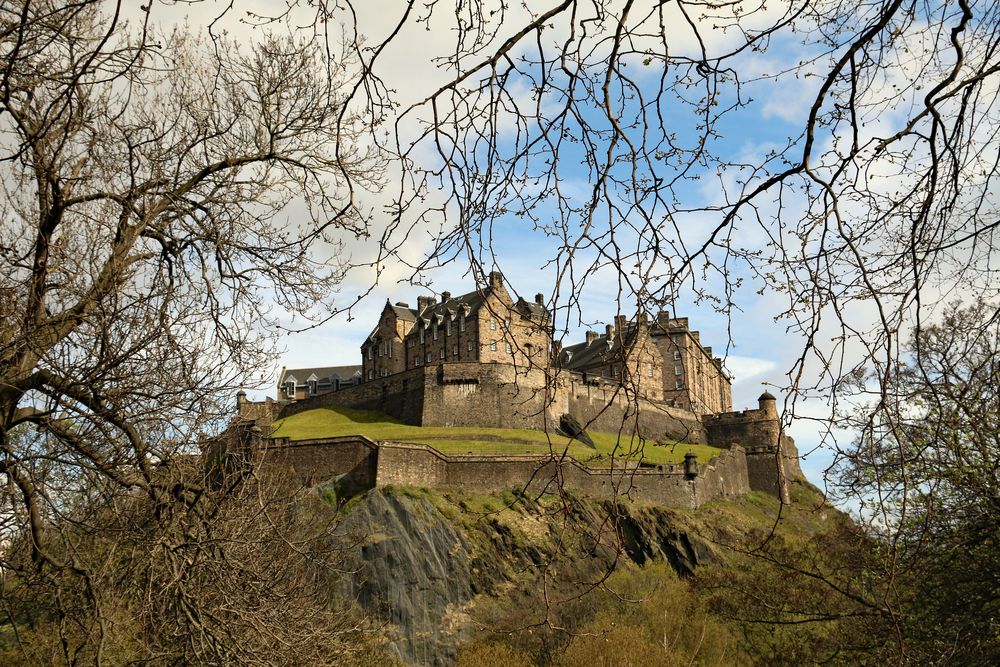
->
(329, 480), (838, 666)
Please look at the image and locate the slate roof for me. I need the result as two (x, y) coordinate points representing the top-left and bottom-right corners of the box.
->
(560, 324), (638, 370)
(389, 304), (418, 321)
(279, 365), (362, 385)
(416, 290), (485, 321)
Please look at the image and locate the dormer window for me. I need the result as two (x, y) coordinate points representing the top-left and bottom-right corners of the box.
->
(308, 380), (317, 396)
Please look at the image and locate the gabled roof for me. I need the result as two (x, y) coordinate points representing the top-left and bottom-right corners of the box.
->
(279, 365), (362, 385)
(389, 303), (418, 321)
(418, 290), (485, 320)
(560, 324), (639, 370)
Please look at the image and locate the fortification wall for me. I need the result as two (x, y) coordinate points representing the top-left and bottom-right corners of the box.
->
(560, 373), (708, 444)
(262, 436), (378, 488)
(278, 366), (427, 424)
(247, 436), (751, 508)
(421, 362), (553, 429)
(273, 362), (706, 446)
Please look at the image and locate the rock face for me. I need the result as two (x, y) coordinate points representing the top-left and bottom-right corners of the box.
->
(334, 488), (720, 666)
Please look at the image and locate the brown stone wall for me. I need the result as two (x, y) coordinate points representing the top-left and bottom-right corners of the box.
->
(363, 440), (751, 508)
(263, 436), (377, 487)
(279, 366), (427, 425)
(561, 373), (708, 444)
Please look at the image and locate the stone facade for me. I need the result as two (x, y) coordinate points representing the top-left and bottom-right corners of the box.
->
(360, 272), (551, 382)
(650, 314), (732, 415)
(558, 315), (665, 401)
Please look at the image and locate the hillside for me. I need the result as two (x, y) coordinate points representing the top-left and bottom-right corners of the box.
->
(271, 406), (721, 466)
(329, 477), (863, 666)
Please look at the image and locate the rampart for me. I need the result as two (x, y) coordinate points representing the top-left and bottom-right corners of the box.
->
(273, 361), (707, 444)
(243, 433), (749, 509)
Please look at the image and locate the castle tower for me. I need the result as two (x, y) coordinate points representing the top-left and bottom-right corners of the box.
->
(702, 390), (795, 503)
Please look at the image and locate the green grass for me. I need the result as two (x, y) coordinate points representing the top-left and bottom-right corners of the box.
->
(271, 407), (720, 466)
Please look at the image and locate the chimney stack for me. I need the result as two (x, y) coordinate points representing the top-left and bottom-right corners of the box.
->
(585, 330), (599, 345)
(535, 292), (544, 305)
(395, 301), (409, 308)
(441, 291), (451, 303)
(417, 295), (434, 312)
(488, 270), (503, 290)
(605, 324), (614, 339)
(614, 315), (628, 337)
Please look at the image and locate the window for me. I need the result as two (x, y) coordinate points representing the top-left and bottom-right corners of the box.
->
(433, 325), (438, 341)
(467, 340), (474, 351)
(506, 342), (513, 354)
(673, 350), (681, 360)
(505, 317), (512, 329)
(647, 364), (654, 377)
(460, 313), (466, 332)
(285, 381), (295, 397)
(426, 352), (432, 363)
(675, 379), (683, 390)
(489, 340), (497, 351)
(368, 370), (374, 380)
(415, 358), (420, 367)
(452, 343), (459, 356)
(601, 369), (609, 378)
(367, 346), (373, 360)
(420, 326), (425, 344)
(613, 364), (620, 377)
(674, 363), (683, 376)
(490, 318), (497, 331)
(446, 319), (452, 336)
(308, 380), (317, 396)
(439, 349), (445, 359)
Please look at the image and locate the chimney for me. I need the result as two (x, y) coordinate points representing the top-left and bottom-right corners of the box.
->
(585, 330), (599, 345)
(488, 270), (503, 290)
(704, 346), (712, 356)
(417, 295), (434, 312)
(605, 324), (614, 339)
(535, 292), (544, 305)
(614, 315), (628, 337)
(441, 291), (451, 303)
(395, 301), (409, 308)
(691, 331), (700, 344)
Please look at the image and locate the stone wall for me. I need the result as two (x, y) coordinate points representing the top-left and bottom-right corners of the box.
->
(273, 361), (706, 444)
(247, 435), (752, 509)
(262, 436), (378, 488)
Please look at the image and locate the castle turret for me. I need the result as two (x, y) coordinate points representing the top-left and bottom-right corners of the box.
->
(758, 390), (777, 417)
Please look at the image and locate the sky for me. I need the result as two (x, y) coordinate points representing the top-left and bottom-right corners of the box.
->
(149, 0), (999, 494)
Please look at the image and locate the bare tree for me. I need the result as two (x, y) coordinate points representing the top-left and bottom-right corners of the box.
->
(0, 1), (388, 661)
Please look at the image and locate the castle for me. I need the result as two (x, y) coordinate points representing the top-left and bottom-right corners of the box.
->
(232, 272), (802, 507)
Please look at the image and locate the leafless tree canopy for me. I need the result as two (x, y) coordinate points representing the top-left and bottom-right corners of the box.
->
(1, 0), (998, 662)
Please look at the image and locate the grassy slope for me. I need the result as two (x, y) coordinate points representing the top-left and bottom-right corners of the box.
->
(271, 407), (720, 466)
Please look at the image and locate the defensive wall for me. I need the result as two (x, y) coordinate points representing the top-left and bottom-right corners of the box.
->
(274, 361), (707, 444)
(233, 431), (750, 509)
(227, 366), (799, 506)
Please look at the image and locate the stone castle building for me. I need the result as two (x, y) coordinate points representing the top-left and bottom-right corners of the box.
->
(279, 272), (732, 415)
